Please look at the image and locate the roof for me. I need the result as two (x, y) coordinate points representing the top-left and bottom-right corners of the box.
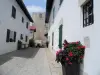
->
(16, 0), (33, 22)
(45, 0), (54, 23)
(29, 26), (36, 30)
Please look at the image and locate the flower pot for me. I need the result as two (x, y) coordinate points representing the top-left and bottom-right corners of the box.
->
(62, 63), (67, 75)
(61, 62), (80, 75)
(65, 62), (80, 75)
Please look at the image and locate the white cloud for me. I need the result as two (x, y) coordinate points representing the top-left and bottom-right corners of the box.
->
(27, 5), (45, 14)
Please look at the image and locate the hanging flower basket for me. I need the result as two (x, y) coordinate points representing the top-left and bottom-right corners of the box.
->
(56, 40), (85, 65)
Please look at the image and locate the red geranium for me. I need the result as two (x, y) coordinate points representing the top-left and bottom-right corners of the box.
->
(56, 40), (85, 65)
(80, 46), (85, 49)
(77, 46), (85, 50)
(68, 52), (73, 57)
(56, 51), (59, 55)
(77, 46), (80, 50)
(76, 41), (79, 44)
(64, 44), (67, 48)
(66, 57), (69, 61)
(68, 62), (72, 64)
(56, 49), (62, 55)
(59, 49), (62, 52)
(80, 56), (83, 59)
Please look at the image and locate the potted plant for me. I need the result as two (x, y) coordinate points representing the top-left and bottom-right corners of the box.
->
(56, 40), (85, 75)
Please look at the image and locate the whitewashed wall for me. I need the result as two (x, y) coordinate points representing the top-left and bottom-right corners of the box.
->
(0, 0), (30, 55)
(48, 0), (100, 75)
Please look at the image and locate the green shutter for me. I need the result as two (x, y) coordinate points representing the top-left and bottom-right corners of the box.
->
(59, 25), (63, 48)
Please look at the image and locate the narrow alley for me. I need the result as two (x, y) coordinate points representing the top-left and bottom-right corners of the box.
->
(0, 48), (62, 75)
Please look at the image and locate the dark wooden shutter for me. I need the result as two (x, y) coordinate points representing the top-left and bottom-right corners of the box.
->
(26, 22), (28, 29)
(25, 36), (27, 42)
(22, 17), (24, 23)
(14, 32), (16, 42)
(20, 34), (23, 39)
(6, 29), (10, 42)
(12, 6), (16, 18)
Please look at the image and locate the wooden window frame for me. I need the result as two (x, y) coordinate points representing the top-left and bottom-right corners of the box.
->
(12, 6), (16, 19)
(22, 17), (24, 23)
(83, 0), (94, 27)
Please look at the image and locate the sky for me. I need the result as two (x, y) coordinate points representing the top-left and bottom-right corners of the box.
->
(24, 0), (46, 14)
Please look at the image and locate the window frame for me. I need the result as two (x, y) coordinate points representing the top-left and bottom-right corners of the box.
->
(11, 6), (16, 19)
(20, 34), (23, 40)
(6, 29), (16, 42)
(22, 17), (24, 23)
(83, 0), (94, 27)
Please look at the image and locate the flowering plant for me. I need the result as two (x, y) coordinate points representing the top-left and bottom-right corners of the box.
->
(56, 40), (85, 65)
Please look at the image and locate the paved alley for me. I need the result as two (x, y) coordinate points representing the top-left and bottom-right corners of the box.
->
(0, 48), (62, 75)
(0, 48), (52, 75)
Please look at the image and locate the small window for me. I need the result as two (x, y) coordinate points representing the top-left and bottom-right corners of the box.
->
(22, 17), (24, 23)
(83, 0), (94, 27)
(20, 34), (23, 40)
(26, 22), (28, 29)
(39, 14), (42, 18)
(12, 6), (16, 19)
(6, 29), (16, 42)
(60, 0), (63, 6)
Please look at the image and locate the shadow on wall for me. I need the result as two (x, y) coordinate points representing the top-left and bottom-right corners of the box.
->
(0, 48), (40, 66)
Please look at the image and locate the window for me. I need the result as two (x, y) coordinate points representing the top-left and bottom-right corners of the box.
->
(25, 36), (28, 42)
(60, 0), (63, 6)
(20, 34), (23, 40)
(39, 14), (42, 18)
(26, 22), (28, 29)
(83, 0), (94, 27)
(6, 29), (16, 42)
(9, 31), (14, 42)
(22, 17), (24, 23)
(12, 6), (16, 19)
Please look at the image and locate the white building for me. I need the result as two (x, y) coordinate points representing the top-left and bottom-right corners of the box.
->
(32, 12), (47, 42)
(46, 0), (100, 75)
(0, 0), (33, 55)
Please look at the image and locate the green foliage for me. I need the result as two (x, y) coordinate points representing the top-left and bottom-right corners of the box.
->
(56, 41), (85, 65)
